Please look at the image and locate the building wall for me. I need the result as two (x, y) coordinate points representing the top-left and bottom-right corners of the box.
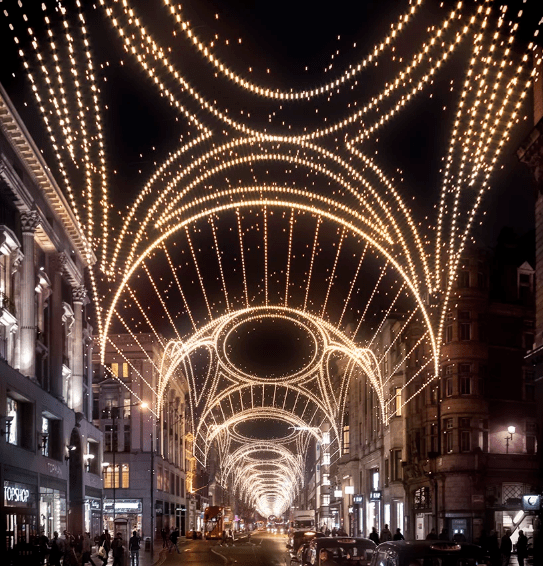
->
(0, 83), (102, 560)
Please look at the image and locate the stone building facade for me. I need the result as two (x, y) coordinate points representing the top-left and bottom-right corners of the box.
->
(92, 333), (189, 538)
(0, 83), (102, 560)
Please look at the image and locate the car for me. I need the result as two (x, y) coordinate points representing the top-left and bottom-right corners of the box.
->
(369, 540), (488, 566)
(302, 536), (376, 566)
(287, 530), (325, 561)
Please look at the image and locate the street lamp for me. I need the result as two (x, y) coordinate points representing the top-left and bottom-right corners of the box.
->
(106, 401), (147, 529)
(505, 425), (516, 454)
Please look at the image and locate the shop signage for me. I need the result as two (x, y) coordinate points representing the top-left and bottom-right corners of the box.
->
(369, 490), (382, 501)
(4, 481), (35, 507)
(103, 499), (142, 514)
(522, 495), (541, 511)
(86, 498), (101, 511)
(353, 494), (363, 504)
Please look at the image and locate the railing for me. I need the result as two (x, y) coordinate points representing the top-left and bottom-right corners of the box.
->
(0, 292), (15, 315)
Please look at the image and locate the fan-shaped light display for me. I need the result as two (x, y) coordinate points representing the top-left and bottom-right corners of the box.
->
(2, 0), (540, 518)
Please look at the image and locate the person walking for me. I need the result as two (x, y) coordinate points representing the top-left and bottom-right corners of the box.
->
(516, 529), (528, 566)
(49, 532), (63, 566)
(438, 528), (450, 541)
(99, 529), (111, 565)
(500, 530), (512, 566)
(63, 537), (79, 566)
(380, 524), (392, 542)
(169, 527), (180, 553)
(161, 527), (169, 549)
(111, 532), (125, 566)
(369, 527), (380, 545)
(81, 532), (96, 566)
(129, 530), (141, 566)
(426, 529), (438, 540)
(393, 528), (405, 541)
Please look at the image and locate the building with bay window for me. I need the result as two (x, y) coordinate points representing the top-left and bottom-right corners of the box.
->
(0, 84), (102, 560)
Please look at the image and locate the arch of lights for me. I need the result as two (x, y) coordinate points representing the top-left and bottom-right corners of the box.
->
(3, 0), (541, 518)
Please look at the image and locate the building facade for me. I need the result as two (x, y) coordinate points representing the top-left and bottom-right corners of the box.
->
(92, 333), (189, 539)
(0, 84), (102, 560)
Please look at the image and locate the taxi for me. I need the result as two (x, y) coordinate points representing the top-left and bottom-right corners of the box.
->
(288, 530), (324, 562)
(302, 536), (377, 566)
(369, 540), (488, 566)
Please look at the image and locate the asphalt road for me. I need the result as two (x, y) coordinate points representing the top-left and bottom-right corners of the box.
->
(153, 532), (289, 566)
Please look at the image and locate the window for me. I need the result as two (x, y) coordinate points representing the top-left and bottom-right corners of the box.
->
(322, 474), (330, 486)
(429, 423), (438, 455)
(444, 418), (454, 453)
(343, 414), (350, 455)
(445, 325), (453, 343)
(110, 362), (129, 379)
(103, 465), (119, 489)
(459, 270), (470, 288)
(322, 494), (330, 506)
(527, 422), (537, 455)
(171, 472), (175, 494)
(459, 365), (471, 395)
(384, 459), (389, 487)
(157, 466), (163, 491)
(446, 378), (453, 397)
(322, 452), (330, 466)
(6, 396), (33, 449)
(395, 388), (402, 417)
(391, 449), (402, 482)
(371, 469), (379, 491)
(414, 487), (431, 510)
(459, 323), (471, 341)
(6, 397), (17, 445)
(525, 371), (535, 402)
(460, 431), (471, 452)
(41, 416), (50, 457)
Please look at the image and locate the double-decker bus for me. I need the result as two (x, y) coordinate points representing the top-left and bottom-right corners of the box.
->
(203, 506), (234, 539)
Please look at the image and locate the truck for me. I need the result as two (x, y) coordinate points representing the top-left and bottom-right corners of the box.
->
(289, 509), (316, 531)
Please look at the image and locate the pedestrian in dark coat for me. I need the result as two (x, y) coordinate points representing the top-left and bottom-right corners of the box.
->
(369, 527), (380, 545)
(380, 524), (392, 542)
(500, 530), (512, 566)
(393, 528), (405, 540)
(111, 532), (125, 566)
(516, 530), (528, 566)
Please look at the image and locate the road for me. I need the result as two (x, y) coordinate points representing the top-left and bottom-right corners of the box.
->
(153, 532), (289, 566)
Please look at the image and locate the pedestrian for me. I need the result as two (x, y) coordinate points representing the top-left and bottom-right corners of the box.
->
(331, 527), (338, 537)
(487, 531), (501, 566)
(516, 529), (528, 566)
(161, 527), (168, 548)
(63, 537), (79, 566)
(111, 532), (125, 566)
(500, 529), (512, 566)
(380, 524), (392, 542)
(99, 529), (111, 565)
(81, 532), (96, 566)
(38, 530), (49, 565)
(49, 532), (63, 566)
(393, 528), (405, 541)
(426, 528), (438, 540)
(369, 527), (380, 545)
(169, 527), (180, 553)
(129, 530), (141, 566)
(438, 528), (450, 541)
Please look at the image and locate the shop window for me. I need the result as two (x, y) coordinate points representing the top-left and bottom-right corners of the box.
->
(6, 395), (33, 450)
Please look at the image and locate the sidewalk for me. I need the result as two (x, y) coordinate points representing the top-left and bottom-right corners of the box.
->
(94, 540), (168, 566)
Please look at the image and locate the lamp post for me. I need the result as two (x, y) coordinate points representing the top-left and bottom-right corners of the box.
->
(106, 401), (147, 530)
(506, 425), (516, 454)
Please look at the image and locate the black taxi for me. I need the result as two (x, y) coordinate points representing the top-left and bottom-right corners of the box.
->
(369, 541), (488, 566)
(303, 536), (377, 566)
(288, 530), (325, 561)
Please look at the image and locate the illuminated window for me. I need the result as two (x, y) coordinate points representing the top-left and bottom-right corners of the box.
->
(121, 464), (130, 488)
(322, 494), (330, 506)
(6, 397), (17, 446)
(395, 388), (402, 416)
(103, 465), (119, 489)
(322, 452), (330, 466)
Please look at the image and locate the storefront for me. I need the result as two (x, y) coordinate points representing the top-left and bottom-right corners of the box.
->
(84, 497), (102, 539)
(366, 490), (381, 534)
(353, 495), (363, 537)
(103, 499), (142, 533)
(4, 480), (38, 551)
(39, 486), (67, 539)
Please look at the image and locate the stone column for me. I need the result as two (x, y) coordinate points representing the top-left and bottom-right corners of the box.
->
(71, 286), (86, 414)
(19, 211), (39, 378)
(49, 252), (67, 400)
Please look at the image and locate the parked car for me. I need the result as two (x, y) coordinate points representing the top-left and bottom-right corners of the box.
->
(302, 536), (376, 566)
(370, 540), (487, 566)
(287, 530), (325, 561)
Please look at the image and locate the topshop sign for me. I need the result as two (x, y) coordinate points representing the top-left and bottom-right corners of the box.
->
(4, 482), (34, 506)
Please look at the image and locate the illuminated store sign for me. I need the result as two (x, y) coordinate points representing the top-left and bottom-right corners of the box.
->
(4, 481), (35, 507)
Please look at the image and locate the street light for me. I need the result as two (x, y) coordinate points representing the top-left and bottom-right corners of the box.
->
(506, 425), (516, 454)
(106, 401), (147, 529)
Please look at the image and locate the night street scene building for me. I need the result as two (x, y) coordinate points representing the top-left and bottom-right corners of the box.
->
(1, 2), (543, 565)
